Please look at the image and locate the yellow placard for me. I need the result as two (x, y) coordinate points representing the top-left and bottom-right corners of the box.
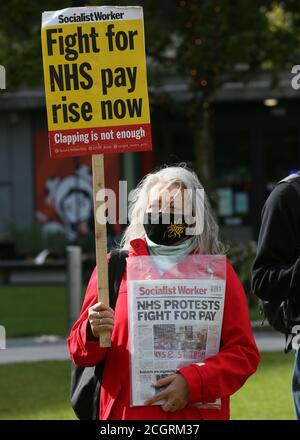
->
(41, 6), (152, 158)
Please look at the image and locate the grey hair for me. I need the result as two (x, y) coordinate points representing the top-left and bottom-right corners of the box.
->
(118, 163), (225, 254)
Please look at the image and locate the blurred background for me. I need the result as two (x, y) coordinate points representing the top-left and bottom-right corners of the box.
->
(0, 0), (300, 420)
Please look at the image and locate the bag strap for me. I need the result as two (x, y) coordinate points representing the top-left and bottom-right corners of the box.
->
(108, 249), (128, 310)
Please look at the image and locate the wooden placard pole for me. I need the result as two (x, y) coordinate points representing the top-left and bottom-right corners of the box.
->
(92, 154), (110, 347)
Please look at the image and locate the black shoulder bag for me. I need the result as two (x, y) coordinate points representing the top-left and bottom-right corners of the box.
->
(260, 172), (300, 351)
(70, 249), (128, 420)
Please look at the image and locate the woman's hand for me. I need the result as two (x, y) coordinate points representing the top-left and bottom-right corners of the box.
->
(144, 373), (189, 412)
(88, 302), (114, 339)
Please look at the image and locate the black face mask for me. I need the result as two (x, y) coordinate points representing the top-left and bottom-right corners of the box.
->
(143, 212), (189, 246)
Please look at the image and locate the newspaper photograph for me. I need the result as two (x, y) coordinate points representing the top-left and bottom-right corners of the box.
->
(127, 255), (226, 409)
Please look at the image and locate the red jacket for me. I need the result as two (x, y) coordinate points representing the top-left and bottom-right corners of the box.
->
(67, 238), (260, 420)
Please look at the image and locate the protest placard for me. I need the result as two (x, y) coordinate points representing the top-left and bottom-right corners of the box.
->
(41, 6), (152, 158)
(41, 6), (152, 347)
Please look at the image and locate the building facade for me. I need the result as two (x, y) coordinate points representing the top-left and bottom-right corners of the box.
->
(0, 71), (299, 255)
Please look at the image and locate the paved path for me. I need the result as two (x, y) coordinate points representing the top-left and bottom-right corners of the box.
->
(0, 326), (289, 364)
(254, 330), (286, 352)
(0, 336), (69, 364)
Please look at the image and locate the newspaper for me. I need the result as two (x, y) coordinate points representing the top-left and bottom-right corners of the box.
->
(127, 255), (226, 409)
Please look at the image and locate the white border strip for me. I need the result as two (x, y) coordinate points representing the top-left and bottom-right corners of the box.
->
(42, 6), (143, 27)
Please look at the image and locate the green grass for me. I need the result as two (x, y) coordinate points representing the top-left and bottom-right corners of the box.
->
(0, 285), (261, 338)
(0, 352), (296, 420)
(0, 285), (68, 337)
(0, 361), (75, 420)
(0, 285), (86, 337)
(231, 351), (295, 420)
(249, 306), (262, 322)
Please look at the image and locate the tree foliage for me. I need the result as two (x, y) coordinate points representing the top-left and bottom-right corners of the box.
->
(1, 1), (298, 93)
(0, 1), (75, 89)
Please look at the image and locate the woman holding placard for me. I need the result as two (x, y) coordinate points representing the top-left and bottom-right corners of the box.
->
(68, 164), (260, 420)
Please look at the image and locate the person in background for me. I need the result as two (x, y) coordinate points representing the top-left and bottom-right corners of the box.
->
(252, 171), (300, 419)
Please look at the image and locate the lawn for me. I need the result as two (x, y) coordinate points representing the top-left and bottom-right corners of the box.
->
(0, 352), (296, 420)
(231, 351), (296, 420)
(0, 361), (75, 420)
(0, 285), (86, 337)
(0, 285), (261, 337)
(248, 306), (262, 322)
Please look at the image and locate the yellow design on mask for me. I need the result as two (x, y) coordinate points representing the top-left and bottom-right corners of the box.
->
(163, 222), (185, 239)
